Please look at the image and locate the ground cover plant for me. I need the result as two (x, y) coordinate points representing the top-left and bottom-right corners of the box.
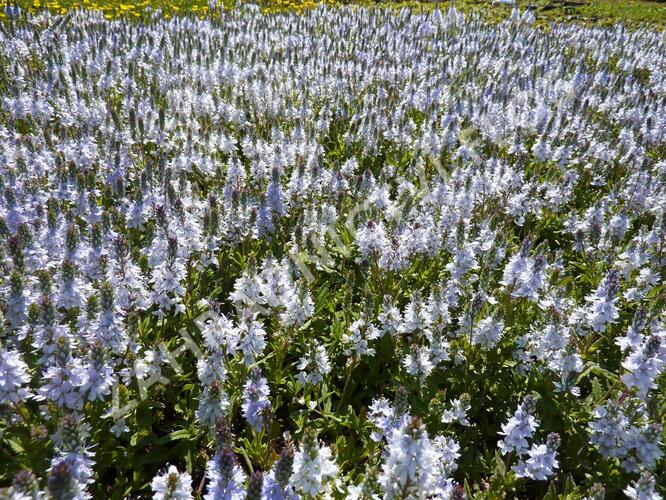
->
(0, 4), (665, 499)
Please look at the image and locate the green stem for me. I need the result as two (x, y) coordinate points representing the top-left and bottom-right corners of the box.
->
(337, 357), (358, 411)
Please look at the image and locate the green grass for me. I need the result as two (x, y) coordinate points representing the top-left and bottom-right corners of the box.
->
(358, 0), (666, 28)
(578, 0), (666, 26)
(5, 0), (666, 26)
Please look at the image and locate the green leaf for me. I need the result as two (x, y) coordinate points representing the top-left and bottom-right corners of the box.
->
(590, 365), (620, 384)
(154, 428), (194, 445)
(576, 363), (596, 384)
(6, 439), (25, 455)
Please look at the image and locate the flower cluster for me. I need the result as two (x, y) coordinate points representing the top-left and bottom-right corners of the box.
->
(0, 3), (664, 498)
(498, 396), (560, 481)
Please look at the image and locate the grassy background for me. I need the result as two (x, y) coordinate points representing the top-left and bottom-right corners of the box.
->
(406, 0), (666, 27)
(3, 0), (666, 26)
(447, 0), (666, 26)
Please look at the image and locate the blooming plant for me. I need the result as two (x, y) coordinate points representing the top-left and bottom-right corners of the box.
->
(0, 4), (665, 499)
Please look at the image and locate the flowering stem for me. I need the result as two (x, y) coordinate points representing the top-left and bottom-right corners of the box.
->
(160, 315), (166, 341)
(262, 429), (273, 470)
(337, 357), (358, 412)
(196, 471), (207, 494)
(595, 379), (621, 406)
(504, 452), (512, 471)
(12, 401), (31, 426)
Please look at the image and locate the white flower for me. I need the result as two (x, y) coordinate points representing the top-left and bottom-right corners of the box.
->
(583, 271), (621, 333)
(110, 418), (129, 437)
(498, 396), (539, 455)
(621, 335), (663, 399)
(151, 465), (193, 500)
(432, 435), (461, 478)
(512, 439), (559, 481)
(197, 353), (227, 387)
(196, 383), (229, 428)
(237, 311), (267, 366)
(39, 359), (87, 410)
(230, 272), (263, 308)
(472, 316), (504, 349)
(378, 296), (402, 337)
(379, 417), (437, 499)
(342, 316), (380, 358)
(403, 346), (434, 383)
(588, 400), (662, 473)
(355, 220), (389, 262)
(296, 343), (331, 387)
(204, 451), (246, 500)
(501, 250), (547, 301)
(291, 430), (338, 497)
(623, 473), (662, 500)
(280, 285), (314, 327)
(0, 348), (32, 404)
(441, 398), (471, 426)
(242, 369), (272, 432)
(368, 396), (410, 443)
(201, 312), (239, 356)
